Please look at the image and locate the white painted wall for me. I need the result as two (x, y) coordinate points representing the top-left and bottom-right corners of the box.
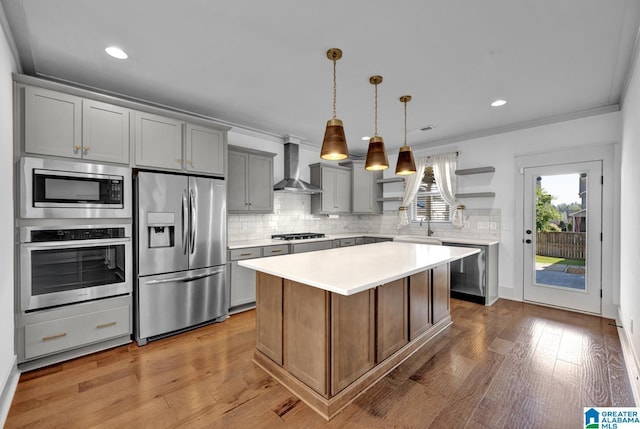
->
(0, 7), (17, 426)
(408, 111), (621, 315)
(620, 45), (640, 380)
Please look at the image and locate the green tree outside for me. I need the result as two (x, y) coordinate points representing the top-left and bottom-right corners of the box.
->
(536, 186), (562, 231)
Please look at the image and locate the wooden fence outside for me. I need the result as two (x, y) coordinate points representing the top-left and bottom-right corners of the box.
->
(536, 232), (586, 260)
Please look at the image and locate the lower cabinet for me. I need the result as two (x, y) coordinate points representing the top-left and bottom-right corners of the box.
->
(256, 272), (284, 365)
(409, 270), (432, 340)
(229, 244), (289, 311)
(432, 264), (451, 323)
(17, 295), (132, 369)
(255, 264), (451, 399)
(376, 278), (408, 362)
(25, 305), (129, 359)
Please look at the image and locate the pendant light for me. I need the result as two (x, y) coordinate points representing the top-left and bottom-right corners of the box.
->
(365, 75), (389, 170)
(321, 48), (349, 160)
(395, 95), (417, 175)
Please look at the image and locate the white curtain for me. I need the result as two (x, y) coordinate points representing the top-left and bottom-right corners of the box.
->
(431, 152), (463, 227)
(397, 157), (428, 228)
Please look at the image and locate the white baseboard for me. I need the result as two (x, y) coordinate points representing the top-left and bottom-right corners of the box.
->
(498, 286), (518, 301)
(0, 355), (19, 428)
(617, 307), (640, 405)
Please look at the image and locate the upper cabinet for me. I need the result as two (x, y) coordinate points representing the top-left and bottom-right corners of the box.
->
(16, 76), (229, 174)
(341, 160), (382, 215)
(134, 112), (183, 170)
(227, 146), (275, 213)
(185, 124), (224, 175)
(134, 112), (225, 176)
(24, 87), (130, 164)
(309, 163), (351, 214)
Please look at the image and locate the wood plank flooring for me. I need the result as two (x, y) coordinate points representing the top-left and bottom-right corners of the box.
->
(6, 299), (635, 428)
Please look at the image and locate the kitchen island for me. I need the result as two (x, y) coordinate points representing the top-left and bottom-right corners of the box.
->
(239, 241), (479, 420)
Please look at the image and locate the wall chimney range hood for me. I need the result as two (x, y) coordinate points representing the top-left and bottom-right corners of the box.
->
(274, 137), (323, 194)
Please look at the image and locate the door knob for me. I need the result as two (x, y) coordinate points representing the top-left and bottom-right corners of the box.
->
(525, 239), (532, 244)
(526, 229), (532, 235)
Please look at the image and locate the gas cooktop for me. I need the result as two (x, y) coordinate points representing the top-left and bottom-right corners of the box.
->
(271, 232), (326, 241)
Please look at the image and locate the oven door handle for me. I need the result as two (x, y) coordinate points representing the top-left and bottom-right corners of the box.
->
(23, 238), (130, 248)
(144, 269), (223, 285)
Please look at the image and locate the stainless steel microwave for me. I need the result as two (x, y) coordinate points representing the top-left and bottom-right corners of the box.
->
(20, 157), (132, 219)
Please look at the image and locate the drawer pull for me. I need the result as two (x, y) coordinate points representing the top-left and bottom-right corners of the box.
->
(240, 252), (252, 256)
(271, 249), (282, 253)
(97, 322), (117, 329)
(42, 333), (67, 342)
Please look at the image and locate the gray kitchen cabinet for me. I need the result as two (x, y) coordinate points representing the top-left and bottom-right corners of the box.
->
(309, 163), (351, 214)
(290, 240), (333, 254)
(82, 99), (130, 164)
(23, 87), (130, 164)
(24, 86), (82, 159)
(341, 160), (382, 214)
(228, 146), (275, 213)
(135, 111), (183, 170)
(135, 113), (226, 175)
(185, 123), (224, 175)
(229, 244), (289, 312)
(17, 295), (132, 370)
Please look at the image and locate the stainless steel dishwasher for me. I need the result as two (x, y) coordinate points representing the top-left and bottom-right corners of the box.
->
(442, 242), (499, 305)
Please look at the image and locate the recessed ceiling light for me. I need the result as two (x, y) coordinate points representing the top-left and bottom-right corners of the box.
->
(491, 99), (507, 107)
(105, 46), (128, 60)
(361, 136), (370, 141)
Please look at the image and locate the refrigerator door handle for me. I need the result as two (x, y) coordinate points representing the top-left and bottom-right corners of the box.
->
(144, 269), (224, 285)
(182, 190), (188, 255)
(189, 188), (196, 254)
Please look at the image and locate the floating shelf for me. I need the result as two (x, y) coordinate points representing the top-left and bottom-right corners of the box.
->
(455, 166), (495, 175)
(376, 177), (405, 184)
(455, 192), (496, 198)
(377, 197), (403, 202)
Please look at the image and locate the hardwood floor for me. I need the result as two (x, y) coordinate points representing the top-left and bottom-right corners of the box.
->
(6, 299), (635, 428)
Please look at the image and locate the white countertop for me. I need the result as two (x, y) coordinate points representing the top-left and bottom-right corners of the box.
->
(238, 241), (479, 296)
(228, 233), (497, 249)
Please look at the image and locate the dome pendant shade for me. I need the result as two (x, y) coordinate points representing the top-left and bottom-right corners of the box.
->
(365, 136), (389, 170)
(321, 118), (348, 160)
(395, 145), (416, 175)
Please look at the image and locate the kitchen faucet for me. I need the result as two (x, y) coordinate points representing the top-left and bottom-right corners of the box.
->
(420, 216), (434, 236)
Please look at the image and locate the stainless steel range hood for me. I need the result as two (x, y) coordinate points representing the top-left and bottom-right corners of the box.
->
(274, 138), (322, 194)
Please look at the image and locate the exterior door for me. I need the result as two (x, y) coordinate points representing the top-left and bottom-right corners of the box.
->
(522, 161), (602, 314)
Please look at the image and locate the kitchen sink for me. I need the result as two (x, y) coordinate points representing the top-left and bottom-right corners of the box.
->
(393, 236), (442, 245)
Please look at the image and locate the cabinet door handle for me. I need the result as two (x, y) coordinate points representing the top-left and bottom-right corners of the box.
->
(74, 145), (81, 152)
(270, 249), (282, 253)
(83, 146), (90, 152)
(187, 160), (193, 165)
(96, 321), (117, 329)
(177, 159), (182, 165)
(240, 252), (252, 256)
(43, 332), (67, 341)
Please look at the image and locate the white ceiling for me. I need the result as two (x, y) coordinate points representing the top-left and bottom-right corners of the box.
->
(3, 0), (640, 156)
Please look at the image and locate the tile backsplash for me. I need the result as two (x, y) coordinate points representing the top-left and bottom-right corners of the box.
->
(228, 192), (500, 242)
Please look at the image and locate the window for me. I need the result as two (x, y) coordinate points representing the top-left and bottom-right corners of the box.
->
(412, 166), (452, 222)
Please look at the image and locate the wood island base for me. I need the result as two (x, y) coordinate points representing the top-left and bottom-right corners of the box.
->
(252, 264), (452, 420)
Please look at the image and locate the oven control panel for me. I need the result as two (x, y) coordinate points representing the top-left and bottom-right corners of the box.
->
(30, 227), (127, 242)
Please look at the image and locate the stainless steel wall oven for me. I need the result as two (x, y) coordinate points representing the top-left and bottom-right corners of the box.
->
(19, 224), (132, 312)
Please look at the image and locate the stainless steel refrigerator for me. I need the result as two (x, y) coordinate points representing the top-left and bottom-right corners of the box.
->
(134, 171), (227, 345)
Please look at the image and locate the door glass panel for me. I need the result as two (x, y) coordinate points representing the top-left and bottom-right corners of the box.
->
(31, 244), (126, 295)
(534, 173), (586, 290)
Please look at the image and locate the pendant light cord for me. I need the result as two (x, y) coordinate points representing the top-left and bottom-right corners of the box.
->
(332, 58), (337, 119)
(403, 99), (407, 146)
(374, 83), (378, 136)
